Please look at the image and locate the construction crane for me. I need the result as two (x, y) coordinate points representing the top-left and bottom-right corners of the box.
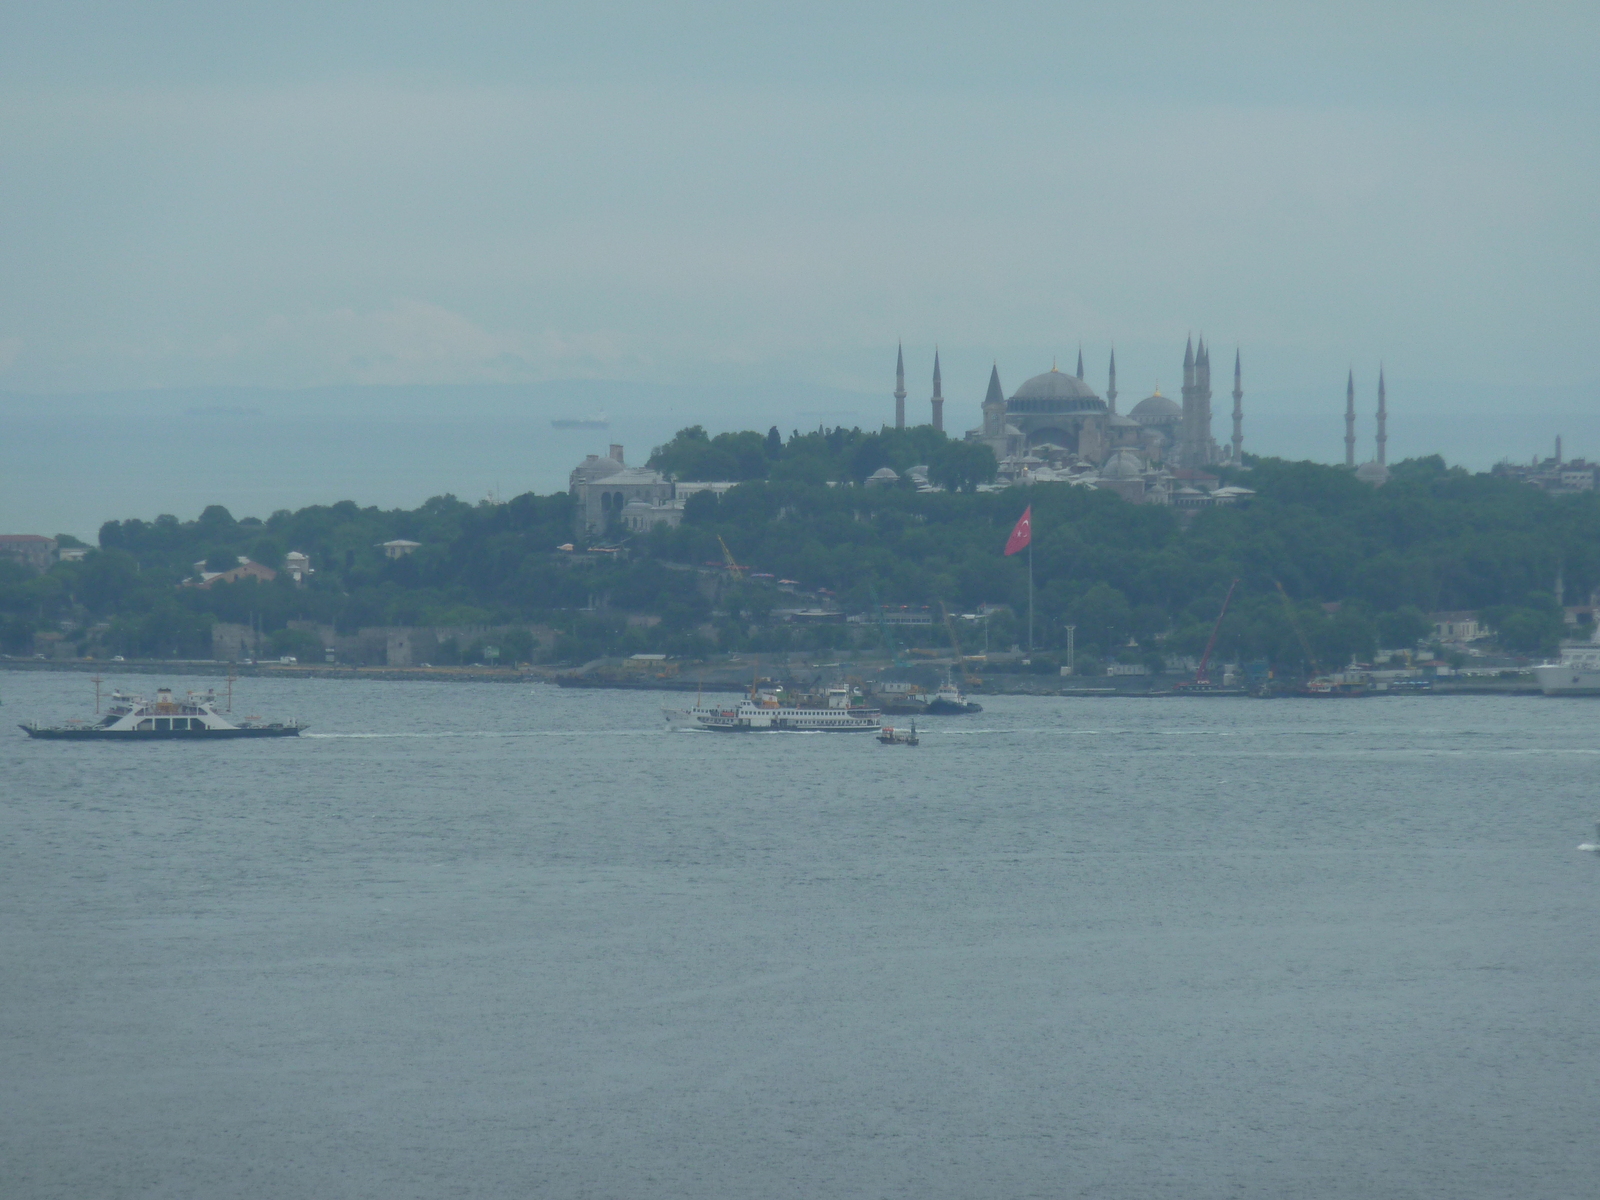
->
(939, 601), (970, 683)
(717, 536), (748, 579)
(868, 582), (910, 667)
(1193, 578), (1240, 685)
(1274, 579), (1320, 677)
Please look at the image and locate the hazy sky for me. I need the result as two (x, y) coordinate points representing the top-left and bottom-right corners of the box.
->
(1, 3), (1596, 461)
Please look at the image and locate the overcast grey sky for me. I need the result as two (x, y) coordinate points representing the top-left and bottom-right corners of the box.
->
(1, 2), (1595, 464)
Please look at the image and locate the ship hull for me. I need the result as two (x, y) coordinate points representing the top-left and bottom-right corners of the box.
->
(663, 706), (880, 732)
(1533, 664), (1600, 696)
(21, 725), (303, 740)
(923, 698), (982, 714)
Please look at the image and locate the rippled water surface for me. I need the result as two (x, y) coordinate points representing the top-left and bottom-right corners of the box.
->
(4, 670), (1598, 1199)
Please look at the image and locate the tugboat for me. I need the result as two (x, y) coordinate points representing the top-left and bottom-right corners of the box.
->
(871, 676), (982, 715)
(665, 684), (881, 732)
(921, 677), (983, 714)
(21, 687), (304, 740)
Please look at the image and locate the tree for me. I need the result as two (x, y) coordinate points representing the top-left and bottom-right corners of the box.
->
(1068, 584), (1132, 655)
(928, 440), (998, 493)
(1483, 596), (1564, 655)
(1376, 605), (1431, 649)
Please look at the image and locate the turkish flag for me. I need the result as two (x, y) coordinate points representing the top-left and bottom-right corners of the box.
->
(1004, 505), (1032, 556)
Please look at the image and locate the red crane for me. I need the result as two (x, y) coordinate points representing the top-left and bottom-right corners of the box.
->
(1194, 578), (1240, 685)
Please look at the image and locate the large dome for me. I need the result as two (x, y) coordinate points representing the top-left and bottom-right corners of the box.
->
(1008, 368), (1105, 414)
(1130, 392), (1182, 424)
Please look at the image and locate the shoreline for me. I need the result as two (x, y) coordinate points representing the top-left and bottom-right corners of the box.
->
(1, 659), (1545, 695)
(0, 659), (539, 684)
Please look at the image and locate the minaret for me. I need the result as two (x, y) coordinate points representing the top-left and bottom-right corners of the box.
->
(931, 349), (944, 434)
(1376, 366), (1387, 467)
(1344, 370), (1356, 467)
(1197, 339), (1213, 463)
(982, 363), (1006, 439)
(1180, 336), (1196, 466)
(1076, 348), (1084, 380)
(1106, 349), (1118, 414)
(894, 342), (907, 430)
(1231, 348), (1243, 462)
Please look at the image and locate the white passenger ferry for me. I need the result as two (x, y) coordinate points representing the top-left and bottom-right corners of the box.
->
(1533, 646), (1600, 696)
(21, 686), (305, 740)
(665, 685), (881, 732)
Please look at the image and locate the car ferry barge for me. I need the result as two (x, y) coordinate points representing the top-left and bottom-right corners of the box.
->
(21, 687), (304, 740)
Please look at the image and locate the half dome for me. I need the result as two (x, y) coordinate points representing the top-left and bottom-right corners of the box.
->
(1130, 392), (1182, 424)
(1101, 448), (1145, 479)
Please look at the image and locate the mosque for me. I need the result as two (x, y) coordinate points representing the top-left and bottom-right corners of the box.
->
(936, 337), (1242, 472)
(897, 337), (1248, 504)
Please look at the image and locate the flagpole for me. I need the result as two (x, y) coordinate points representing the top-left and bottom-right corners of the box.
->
(1028, 541), (1034, 655)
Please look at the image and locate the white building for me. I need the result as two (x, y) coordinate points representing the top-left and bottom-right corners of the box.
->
(1432, 611), (1481, 642)
(570, 446), (739, 537)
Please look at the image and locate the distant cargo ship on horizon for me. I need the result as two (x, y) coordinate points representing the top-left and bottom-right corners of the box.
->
(551, 413), (609, 430)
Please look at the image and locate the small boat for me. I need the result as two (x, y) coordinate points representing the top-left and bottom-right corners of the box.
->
(876, 721), (919, 746)
(21, 687), (304, 740)
(1298, 675), (1370, 697)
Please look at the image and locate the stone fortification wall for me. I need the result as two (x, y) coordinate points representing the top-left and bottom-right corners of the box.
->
(213, 622), (551, 666)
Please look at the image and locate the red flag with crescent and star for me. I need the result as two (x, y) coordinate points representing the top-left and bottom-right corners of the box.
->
(1004, 505), (1032, 556)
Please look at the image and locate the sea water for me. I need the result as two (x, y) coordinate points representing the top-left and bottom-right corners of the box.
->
(3, 670), (1598, 1199)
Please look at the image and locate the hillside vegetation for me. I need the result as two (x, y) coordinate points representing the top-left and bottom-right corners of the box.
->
(0, 432), (1590, 669)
